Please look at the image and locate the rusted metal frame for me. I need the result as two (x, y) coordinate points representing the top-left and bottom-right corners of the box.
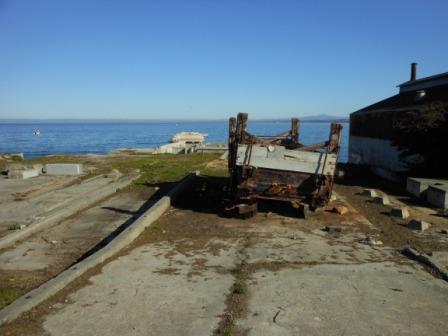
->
(229, 113), (342, 209)
(240, 132), (291, 146)
(308, 174), (334, 208)
(291, 118), (299, 144)
(309, 123), (342, 207)
(228, 117), (237, 170)
(237, 168), (314, 201)
(261, 183), (297, 198)
(241, 132), (269, 145)
(256, 131), (290, 139)
(247, 141), (254, 166)
(241, 121), (299, 146)
(327, 123), (343, 154)
(298, 142), (328, 151)
(310, 151), (331, 206)
(236, 113), (248, 143)
(249, 194), (302, 202)
(257, 131), (291, 137)
(237, 118), (301, 148)
(315, 123), (342, 204)
(228, 117), (237, 197)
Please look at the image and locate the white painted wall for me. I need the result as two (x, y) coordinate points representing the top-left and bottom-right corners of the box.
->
(348, 135), (408, 180)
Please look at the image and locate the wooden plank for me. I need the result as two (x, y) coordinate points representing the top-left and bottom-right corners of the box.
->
(235, 145), (337, 175)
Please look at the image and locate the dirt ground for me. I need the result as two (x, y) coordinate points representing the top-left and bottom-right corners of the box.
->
(334, 169), (448, 253)
(1, 175), (447, 336)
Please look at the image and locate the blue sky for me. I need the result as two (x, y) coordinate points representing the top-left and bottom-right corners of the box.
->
(0, 0), (447, 120)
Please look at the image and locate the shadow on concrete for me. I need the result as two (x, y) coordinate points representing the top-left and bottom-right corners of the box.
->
(173, 175), (301, 218)
(101, 207), (136, 215)
(336, 163), (407, 196)
(336, 163), (441, 210)
(72, 180), (178, 265)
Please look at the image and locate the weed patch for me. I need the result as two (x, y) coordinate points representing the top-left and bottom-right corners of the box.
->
(0, 287), (23, 310)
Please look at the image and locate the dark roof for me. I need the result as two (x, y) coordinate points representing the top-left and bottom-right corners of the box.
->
(398, 71), (448, 93)
(398, 71), (448, 88)
(351, 83), (448, 116)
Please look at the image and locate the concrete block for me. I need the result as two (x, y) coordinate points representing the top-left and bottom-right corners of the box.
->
(1, 153), (24, 161)
(7, 163), (43, 174)
(362, 189), (377, 197)
(45, 163), (83, 175)
(407, 178), (427, 198)
(406, 177), (448, 198)
(373, 195), (390, 205)
(408, 219), (430, 232)
(31, 163), (43, 172)
(427, 185), (448, 210)
(332, 205), (348, 215)
(335, 169), (345, 178)
(8, 168), (39, 180)
(219, 151), (229, 160)
(390, 207), (410, 219)
(5, 163), (24, 171)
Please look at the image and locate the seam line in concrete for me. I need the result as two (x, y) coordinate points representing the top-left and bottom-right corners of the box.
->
(0, 171), (198, 325)
(0, 173), (139, 250)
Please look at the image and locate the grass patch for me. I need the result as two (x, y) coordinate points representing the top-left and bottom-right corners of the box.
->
(23, 153), (228, 193)
(0, 287), (23, 310)
(0, 158), (7, 172)
(8, 223), (21, 231)
(109, 153), (225, 190)
(437, 209), (448, 217)
(215, 257), (250, 335)
(233, 282), (246, 295)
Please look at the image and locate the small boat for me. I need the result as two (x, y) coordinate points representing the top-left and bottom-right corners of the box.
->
(34, 129), (41, 136)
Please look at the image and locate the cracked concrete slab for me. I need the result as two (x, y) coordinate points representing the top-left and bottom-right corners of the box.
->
(0, 175), (74, 205)
(2, 196), (447, 336)
(43, 239), (240, 336)
(244, 226), (392, 265)
(0, 174), (117, 234)
(0, 192), (145, 272)
(0, 241), (50, 271)
(235, 263), (448, 336)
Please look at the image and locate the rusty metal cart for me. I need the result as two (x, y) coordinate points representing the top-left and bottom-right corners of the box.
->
(227, 113), (342, 217)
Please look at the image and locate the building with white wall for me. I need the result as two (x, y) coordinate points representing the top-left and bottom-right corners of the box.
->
(349, 63), (448, 180)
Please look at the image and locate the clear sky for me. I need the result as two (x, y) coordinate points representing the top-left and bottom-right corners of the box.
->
(0, 0), (447, 120)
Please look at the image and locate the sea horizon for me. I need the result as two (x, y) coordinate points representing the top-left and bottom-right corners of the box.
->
(0, 114), (349, 124)
(0, 120), (350, 161)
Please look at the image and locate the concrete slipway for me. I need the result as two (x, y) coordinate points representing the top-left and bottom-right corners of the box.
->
(0, 176), (447, 336)
(0, 172), (137, 240)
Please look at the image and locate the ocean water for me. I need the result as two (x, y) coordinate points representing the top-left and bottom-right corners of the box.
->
(0, 121), (349, 162)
